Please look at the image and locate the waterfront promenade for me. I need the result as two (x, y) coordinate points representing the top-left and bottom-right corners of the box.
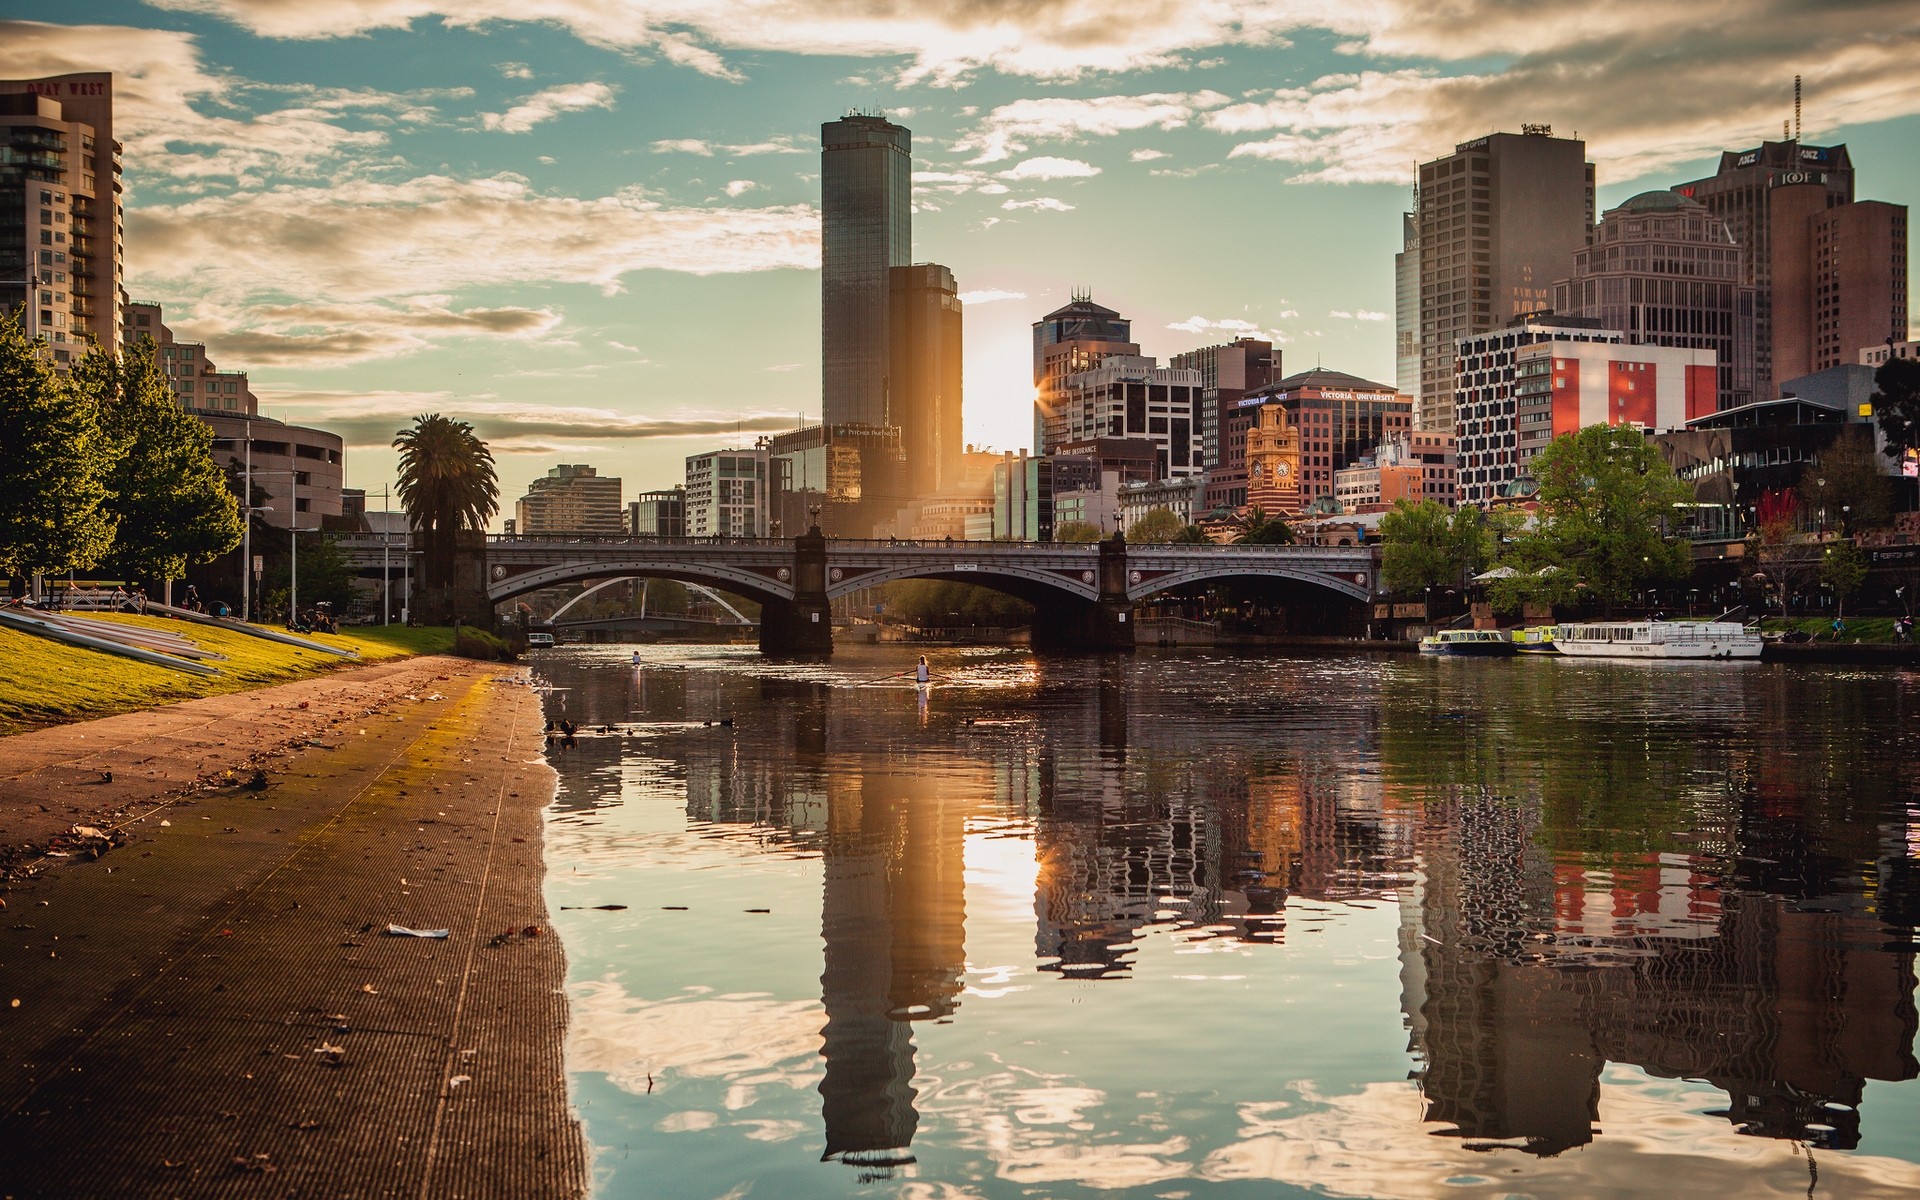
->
(0, 656), (584, 1197)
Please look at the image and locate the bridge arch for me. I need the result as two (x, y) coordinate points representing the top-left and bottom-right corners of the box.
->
(1128, 564), (1371, 604)
(488, 559), (794, 606)
(824, 562), (1099, 604)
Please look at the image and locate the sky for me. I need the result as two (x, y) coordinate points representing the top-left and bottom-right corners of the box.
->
(6, 2), (1919, 519)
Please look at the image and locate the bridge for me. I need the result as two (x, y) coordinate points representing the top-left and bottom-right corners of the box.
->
(480, 531), (1377, 655)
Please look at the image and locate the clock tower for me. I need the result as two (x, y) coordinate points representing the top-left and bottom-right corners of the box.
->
(1245, 404), (1303, 517)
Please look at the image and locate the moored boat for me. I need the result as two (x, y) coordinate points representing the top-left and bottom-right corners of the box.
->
(1419, 629), (1519, 657)
(1552, 620), (1761, 660)
(1511, 626), (1559, 654)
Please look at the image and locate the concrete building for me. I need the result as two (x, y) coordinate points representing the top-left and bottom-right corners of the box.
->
(122, 301), (258, 416)
(1771, 197), (1908, 382)
(1117, 476), (1202, 530)
(514, 464), (623, 536)
(1169, 337), (1277, 512)
(888, 262), (963, 494)
(1415, 128), (1595, 433)
(1047, 354), (1204, 483)
(821, 114), (911, 428)
(1454, 315), (1620, 506)
(1395, 211), (1420, 401)
(1335, 432), (1456, 514)
(0, 73), (124, 364)
(1553, 191), (1757, 411)
(1032, 294), (1138, 453)
(1240, 368), (1412, 511)
(1862, 339), (1919, 368)
(628, 488), (686, 538)
(1671, 140), (1855, 400)
(1510, 339), (1716, 480)
(685, 447), (770, 538)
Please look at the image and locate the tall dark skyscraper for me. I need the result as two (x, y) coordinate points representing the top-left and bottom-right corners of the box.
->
(889, 263), (963, 494)
(821, 114), (911, 428)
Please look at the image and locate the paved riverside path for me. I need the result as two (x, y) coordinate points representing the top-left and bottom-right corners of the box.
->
(0, 656), (585, 1198)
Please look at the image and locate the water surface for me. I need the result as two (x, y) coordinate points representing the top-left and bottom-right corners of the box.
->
(538, 645), (1920, 1198)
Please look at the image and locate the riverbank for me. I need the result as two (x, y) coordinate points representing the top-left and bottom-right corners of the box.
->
(0, 655), (583, 1197)
(0, 616), (455, 734)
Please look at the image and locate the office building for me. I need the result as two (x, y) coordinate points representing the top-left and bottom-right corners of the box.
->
(1415, 128), (1595, 433)
(1169, 337), (1277, 511)
(0, 73), (123, 364)
(1334, 432), (1456, 514)
(628, 488), (686, 538)
(1510, 339), (1715, 480)
(1047, 354), (1204, 481)
(1454, 316), (1619, 505)
(1395, 212), (1420, 399)
(888, 262), (963, 494)
(1553, 191), (1756, 411)
(515, 464), (623, 535)
(821, 114), (911, 429)
(1032, 294), (1138, 453)
(121, 301), (258, 416)
(1671, 140), (1855, 399)
(1772, 196), (1907, 382)
(767, 422), (904, 537)
(1117, 476), (1202, 530)
(1239, 368), (1413, 511)
(684, 447), (769, 538)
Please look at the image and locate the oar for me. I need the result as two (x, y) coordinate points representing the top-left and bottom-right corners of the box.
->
(855, 671), (910, 686)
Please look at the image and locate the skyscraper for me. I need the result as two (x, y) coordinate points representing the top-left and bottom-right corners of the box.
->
(1169, 337), (1276, 511)
(821, 114), (911, 428)
(1415, 128), (1595, 433)
(0, 73), (123, 365)
(888, 263), (963, 494)
(1394, 212), (1419, 400)
(1031, 294), (1136, 454)
(1772, 197), (1907, 380)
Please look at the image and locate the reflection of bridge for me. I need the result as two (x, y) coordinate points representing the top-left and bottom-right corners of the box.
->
(484, 531), (1377, 655)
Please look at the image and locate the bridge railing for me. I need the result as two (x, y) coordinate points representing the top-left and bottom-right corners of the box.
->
(485, 532), (1372, 554)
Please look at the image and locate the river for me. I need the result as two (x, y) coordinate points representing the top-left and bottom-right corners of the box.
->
(534, 643), (1920, 1199)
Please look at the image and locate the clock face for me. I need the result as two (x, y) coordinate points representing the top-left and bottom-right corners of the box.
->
(1276, 461), (1292, 477)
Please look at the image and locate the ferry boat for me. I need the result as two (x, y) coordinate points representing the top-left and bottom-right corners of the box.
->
(1551, 620), (1761, 660)
(1418, 629), (1519, 657)
(1511, 626), (1559, 654)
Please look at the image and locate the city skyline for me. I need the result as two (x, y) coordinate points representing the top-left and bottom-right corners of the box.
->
(4, 5), (1919, 515)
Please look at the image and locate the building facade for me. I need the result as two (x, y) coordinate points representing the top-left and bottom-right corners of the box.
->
(1032, 295), (1138, 453)
(685, 447), (770, 538)
(1862, 339), (1919, 368)
(1048, 355), (1204, 482)
(515, 464), (623, 535)
(1169, 337), (1277, 512)
(1334, 431), (1457, 514)
(0, 73), (123, 364)
(1771, 197), (1908, 381)
(1510, 340), (1717, 481)
(122, 301), (259, 416)
(1671, 140), (1855, 401)
(888, 262), (963, 494)
(1240, 368), (1413, 511)
(1454, 316), (1620, 506)
(1553, 191), (1756, 411)
(821, 114), (911, 428)
(1415, 128), (1595, 433)
(1395, 211), (1420, 400)
(767, 422), (904, 537)
(1244, 405), (1303, 516)
(628, 488), (686, 538)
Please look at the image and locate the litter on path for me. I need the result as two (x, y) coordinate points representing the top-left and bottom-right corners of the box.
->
(384, 924), (450, 939)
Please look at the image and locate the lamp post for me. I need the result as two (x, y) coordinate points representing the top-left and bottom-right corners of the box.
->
(2, 275), (39, 342)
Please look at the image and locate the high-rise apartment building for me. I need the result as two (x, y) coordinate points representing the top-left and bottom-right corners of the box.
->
(122, 301), (259, 416)
(821, 114), (911, 428)
(1772, 197), (1907, 381)
(888, 263), (963, 494)
(0, 73), (123, 364)
(1169, 337), (1277, 511)
(1395, 212), (1420, 399)
(515, 464), (624, 535)
(628, 488), (686, 537)
(1032, 294), (1138, 454)
(1553, 191), (1756, 411)
(1454, 316), (1618, 506)
(1415, 128), (1595, 433)
(1672, 140), (1854, 399)
(685, 447), (770, 538)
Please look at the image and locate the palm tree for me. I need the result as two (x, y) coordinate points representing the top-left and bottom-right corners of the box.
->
(1233, 506), (1296, 545)
(393, 414), (499, 593)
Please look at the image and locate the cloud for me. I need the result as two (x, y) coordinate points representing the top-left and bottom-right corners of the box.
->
(651, 135), (807, 157)
(256, 393), (806, 451)
(1167, 315), (1291, 344)
(1330, 309), (1389, 321)
(168, 298), (562, 367)
(762, 362), (801, 372)
(1130, 148), (1169, 162)
(495, 61), (533, 80)
(953, 90), (1232, 163)
(479, 81), (618, 134)
(1001, 197), (1075, 212)
(997, 157), (1101, 182)
(724, 179), (759, 197)
(958, 288), (1029, 306)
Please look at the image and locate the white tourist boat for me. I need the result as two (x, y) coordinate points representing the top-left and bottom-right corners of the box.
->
(1551, 620), (1761, 660)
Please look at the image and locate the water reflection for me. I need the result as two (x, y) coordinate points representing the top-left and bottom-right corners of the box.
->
(539, 647), (1920, 1195)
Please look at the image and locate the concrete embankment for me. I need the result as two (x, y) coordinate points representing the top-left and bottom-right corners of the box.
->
(0, 655), (584, 1198)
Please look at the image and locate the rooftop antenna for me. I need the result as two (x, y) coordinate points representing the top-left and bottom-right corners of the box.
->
(1070, 286), (1091, 304)
(1794, 74), (1802, 141)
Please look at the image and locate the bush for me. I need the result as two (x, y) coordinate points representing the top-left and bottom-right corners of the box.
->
(452, 624), (516, 662)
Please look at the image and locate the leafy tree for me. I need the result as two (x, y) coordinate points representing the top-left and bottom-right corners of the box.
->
(1493, 424), (1693, 610)
(1126, 508), (1187, 544)
(1233, 506), (1295, 545)
(1799, 429), (1891, 532)
(1377, 500), (1475, 591)
(1871, 356), (1920, 461)
(393, 413), (499, 590)
(880, 579), (1033, 627)
(1820, 539), (1868, 618)
(1053, 520), (1103, 543)
(94, 339), (243, 586)
(1171, 523), (1214, 544)
(0, 315), (116, 586)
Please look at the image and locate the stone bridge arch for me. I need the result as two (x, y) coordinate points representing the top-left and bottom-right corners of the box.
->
(1127, 564), (1371, 604)
(823, 561), (1100, 604)
(487, 558), (796, 607)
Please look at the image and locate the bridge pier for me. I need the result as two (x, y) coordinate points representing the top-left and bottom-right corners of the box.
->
(1031, 534), (1134, 653)
(759, 527), (834, 658)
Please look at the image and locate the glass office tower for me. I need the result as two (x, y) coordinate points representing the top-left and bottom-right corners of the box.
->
(821, 114), (911, 428)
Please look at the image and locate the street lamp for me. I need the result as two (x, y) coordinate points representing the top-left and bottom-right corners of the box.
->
(1, 275), (40, 342)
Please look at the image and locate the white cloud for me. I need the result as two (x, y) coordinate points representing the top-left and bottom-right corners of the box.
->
(479, 81), (617, 133)
(1001, 197), (1075, 212)
(724, 179), (759, 197)
(256, 393), (805, 451)
(651, 135), (806, 156)
(762, 362), (801, 372)
(997, 156), (1101, 182)
(652, 138), (716, 155)
(958, 288), (1029, 305)
(1167, 315), (1291, 344)
(1330, 309), (1389, 321)
(495, 61), (533, 79)
(953, 90), (1232, 163)
(1130, 148), (1169, 162)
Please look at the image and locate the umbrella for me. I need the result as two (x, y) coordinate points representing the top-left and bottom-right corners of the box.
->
(1470, 566), (1520, 582)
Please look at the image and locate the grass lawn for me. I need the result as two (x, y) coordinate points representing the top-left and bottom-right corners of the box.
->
(1758, 615), (1904, 642)
(0, 616), (457, 734)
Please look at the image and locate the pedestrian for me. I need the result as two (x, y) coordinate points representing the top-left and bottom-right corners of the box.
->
(183, 583), (200, 612)
(132, 587), (147, 615)
(1831, 616), (1846, 642)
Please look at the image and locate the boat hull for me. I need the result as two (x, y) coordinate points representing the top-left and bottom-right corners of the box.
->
(1552, 621), (1761, 660)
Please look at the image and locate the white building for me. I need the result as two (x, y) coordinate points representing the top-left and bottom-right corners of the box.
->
(1454, 317), (1623, 506)
(684, 447), (769, 538)
(1054, 355), (1205, 481)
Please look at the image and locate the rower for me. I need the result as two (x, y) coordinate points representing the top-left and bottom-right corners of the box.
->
(916, 656), (930, 685)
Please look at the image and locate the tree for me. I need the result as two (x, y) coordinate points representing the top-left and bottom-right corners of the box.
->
(93, 339), (243, 586)
(1799, 429), (1891, 532)
(1053, 520), (1103, 543)
(1820, 539), (1868, 618)
(393, 414), (499, 590)
(1126, 508), (1186, 543)
(1233, 506), (1295, 545)
(1171, 523), (1214, 544)
(1871, 356), (1920, 461)
(1495, 424), (1693, 610)
(0, 315), (116, 587)
(880, 579), (1033, 627)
